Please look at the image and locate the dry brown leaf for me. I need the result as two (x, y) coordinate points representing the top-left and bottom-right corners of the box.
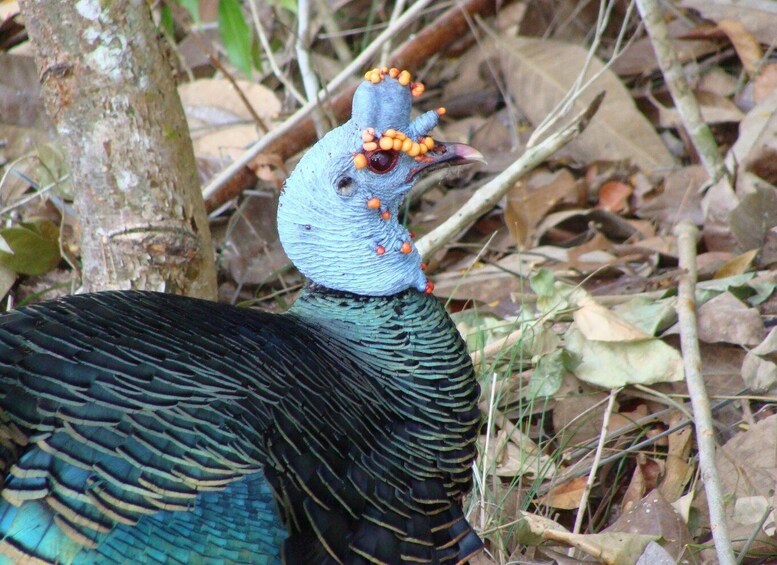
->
(716, 413), (777, 554)
(726, 86), (777, 180)
(540, 529), (658, 565)
(680, 0), (777, 46)
(468, 553), (497, 565)
(612, 18), (718, 76)
(180, 78), (280, 124)
(179, 78), (280, 160)
(701, 176), (740, 252)
(567, 232), (620, 273)
(431, 268), (523, 303)
(635, 165), (706, 229)
(431, 249), (546, 302)
(574, 295), (652, 342)
(606, 490), (693, 561)
(414, 187), (477, 240)
(192, 124), (263, 161)
(0, 129), (65, 204)
(539, 477), (586, 510)
(713, 248), (759, 278)
(504, 168), (582, 248)
(659, 413), (694, 503)
(480, 431), (558, 479)
(0, 2), (19, 19)
(552, 374), (609, 447)
(741, 327), (777, 391)
(621, 457), (648, 513)
(442, 114), (513, 173)
(696, 251), (733, 277)
(755, 63), (777, 104)
(534, 208), (641, 249)
(697, 291), (765, 346)
(0, 54), (47, 129)
(695, 343), (747, 397)
(697, 89), (777, 251)
(697, 67), (739, 97)
(716, 19), (763, 75)
(730, 182), (777, 251)
(656, 90), (744, 127)
(762, 225), (777, 265)
(494, 36), (675, 173)
(596, 180), (632, 213)
(223, 194), (289, 287)
(567, 229), (612, 254)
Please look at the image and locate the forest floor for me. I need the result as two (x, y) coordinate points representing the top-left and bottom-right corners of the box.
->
(1, 0), (777, 563)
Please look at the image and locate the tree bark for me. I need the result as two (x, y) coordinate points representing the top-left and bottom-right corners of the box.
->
(18, 0), (217, 299)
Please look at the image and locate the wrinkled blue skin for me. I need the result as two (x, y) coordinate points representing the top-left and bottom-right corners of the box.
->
(278, 76), (442, 296)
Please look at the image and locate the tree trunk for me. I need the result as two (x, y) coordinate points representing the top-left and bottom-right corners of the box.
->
(18, 0), (217, 299)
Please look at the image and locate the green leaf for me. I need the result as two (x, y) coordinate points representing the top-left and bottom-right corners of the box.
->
(529, 268), (555, 296)
(160, 4), (176, 37)
(0, 220), (61, 276)
(612, 296), (678, 336)
(452, 310), (513, 353)
(565, 324), (684, 387)
(0, 265), (17, 304)
(178, 0), (201, 23)
(526, 349), (566, 398)
(269, 0), (297, 13)
(748, 281), (777, 306)
(530, 268), (579, 318)
(219, 0), (253, 78)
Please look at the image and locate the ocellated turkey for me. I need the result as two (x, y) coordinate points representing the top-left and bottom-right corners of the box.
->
(0, 67), (484, 564)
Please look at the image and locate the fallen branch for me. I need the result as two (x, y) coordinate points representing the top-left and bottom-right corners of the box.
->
(634, 0), (729, 185)
(417, 92), (604, 259)
(674, 220), (736, 565)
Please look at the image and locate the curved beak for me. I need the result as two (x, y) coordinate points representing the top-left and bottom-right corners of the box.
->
(406, 142), (486, 183)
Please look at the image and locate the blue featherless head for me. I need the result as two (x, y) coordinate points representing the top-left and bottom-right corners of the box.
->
(278, 67), (484, 297)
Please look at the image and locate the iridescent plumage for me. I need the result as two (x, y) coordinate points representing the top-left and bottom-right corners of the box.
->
(0, 68), (483, 564)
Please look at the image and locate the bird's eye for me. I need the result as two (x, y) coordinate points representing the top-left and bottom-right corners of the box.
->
(335, 175), (356, 196)
(367, 150), (398, 174)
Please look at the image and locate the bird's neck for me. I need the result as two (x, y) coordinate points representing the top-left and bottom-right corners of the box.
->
(288, 286), (475, 395)
(288, 285), (480, 494)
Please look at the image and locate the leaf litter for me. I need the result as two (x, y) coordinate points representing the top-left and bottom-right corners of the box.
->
(2, 0), (777, 562)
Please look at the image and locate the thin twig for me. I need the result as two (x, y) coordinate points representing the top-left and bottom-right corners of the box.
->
(634, 0), (729, 185)
(542, 396), (736, 497)
(313, 0), (353, 64)
(675, 220), (736, 565)
(470, 327), (527, 367)
(250, 0), (306, 105)
(526, 0), (638, 147)
(571, 388), (621, 544)
(168, 1), (270, 133)
(206, 50), (269, 133)
(736, 504), (773, 564)
(480, 371), (498, 530)
(416, 92), (604, 259)
(296, 0), (326, 138)
(380, 0), (407, 65)
(0, 175), (65, 217)
(201, 0), (435, 202)
(476, 400), (545, 464)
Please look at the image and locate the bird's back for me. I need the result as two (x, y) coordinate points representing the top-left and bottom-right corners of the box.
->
(0, 287), (481, 564)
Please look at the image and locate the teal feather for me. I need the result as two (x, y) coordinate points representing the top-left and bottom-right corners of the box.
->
(0, 67), (485, 564)
(0, 287), (481, 563)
